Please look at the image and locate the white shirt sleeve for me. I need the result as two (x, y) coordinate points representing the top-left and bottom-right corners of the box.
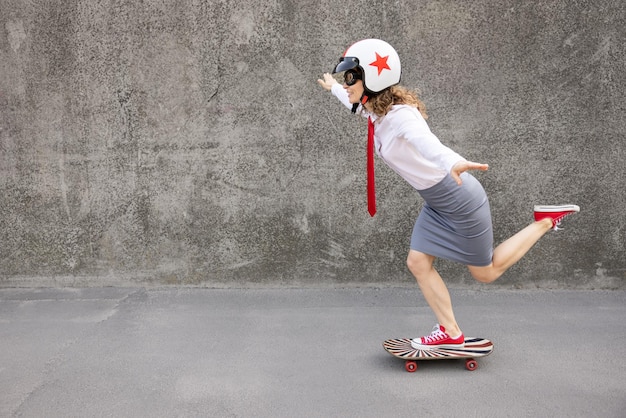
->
(326, 91), (465, 190)
(394, 107), (465, 174)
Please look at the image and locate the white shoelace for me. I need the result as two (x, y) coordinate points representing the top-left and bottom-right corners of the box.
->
(421, 324), (448, 343)
(553, 213), (571, 230)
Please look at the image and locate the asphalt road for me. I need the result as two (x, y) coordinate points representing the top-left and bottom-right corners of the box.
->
(1, 287), (625, 417)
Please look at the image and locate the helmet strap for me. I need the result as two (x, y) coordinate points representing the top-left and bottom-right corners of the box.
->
(351, 93), (371, 114)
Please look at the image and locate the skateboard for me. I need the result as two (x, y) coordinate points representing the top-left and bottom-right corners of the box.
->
(382, 337), (493, 372)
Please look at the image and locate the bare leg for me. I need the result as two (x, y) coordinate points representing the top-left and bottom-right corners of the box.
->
(407, 250), (462, 337)
(408, 219), (554, 336)
(468, 218), (553, 283)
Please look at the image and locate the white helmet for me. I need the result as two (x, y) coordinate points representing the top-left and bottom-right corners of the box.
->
(333, 39), (401, 94)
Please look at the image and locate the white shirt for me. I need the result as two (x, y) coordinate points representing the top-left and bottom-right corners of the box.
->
(332, 84), (465, 191)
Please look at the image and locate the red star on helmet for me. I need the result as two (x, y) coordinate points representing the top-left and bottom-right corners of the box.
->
(369, 52), (391, 75)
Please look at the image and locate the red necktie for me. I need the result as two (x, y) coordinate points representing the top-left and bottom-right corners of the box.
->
(367, 117), (376, 217)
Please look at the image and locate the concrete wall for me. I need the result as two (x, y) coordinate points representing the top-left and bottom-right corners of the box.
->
(1, 0), (624, 288)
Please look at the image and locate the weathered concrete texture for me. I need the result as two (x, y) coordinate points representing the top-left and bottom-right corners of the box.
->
(0, 1), (624, 287)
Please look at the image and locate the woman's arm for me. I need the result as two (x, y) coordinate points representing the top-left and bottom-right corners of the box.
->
(317, 73), (353, 110)
(397, 108), (488, 185)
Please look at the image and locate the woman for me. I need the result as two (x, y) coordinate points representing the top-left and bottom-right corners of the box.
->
(317, 39), (579, 349)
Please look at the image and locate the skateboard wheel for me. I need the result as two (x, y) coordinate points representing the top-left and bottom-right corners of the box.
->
(405, 361), (418, 373)
(465, 359), (478, 371)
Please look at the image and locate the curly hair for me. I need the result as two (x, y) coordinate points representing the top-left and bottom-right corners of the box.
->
(367, 85), (428, 119)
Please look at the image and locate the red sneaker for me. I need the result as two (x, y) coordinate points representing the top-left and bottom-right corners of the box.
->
(411, 324), (465, 350)
(534, 205), (580, 230)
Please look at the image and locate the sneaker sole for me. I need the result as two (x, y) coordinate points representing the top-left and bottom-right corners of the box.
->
(410, 342), (465, 350)
(534, 204), (580, 212)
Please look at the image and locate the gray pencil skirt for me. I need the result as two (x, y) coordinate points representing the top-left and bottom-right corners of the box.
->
(410, 173), (494, 266)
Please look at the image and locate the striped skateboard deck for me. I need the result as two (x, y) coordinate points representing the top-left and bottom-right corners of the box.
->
(383, 337), (493, 372)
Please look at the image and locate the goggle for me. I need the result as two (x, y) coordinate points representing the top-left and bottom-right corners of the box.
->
(344, 69), (362, 86)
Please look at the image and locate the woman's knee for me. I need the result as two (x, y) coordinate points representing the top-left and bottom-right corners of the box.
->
(468, 265), (501, 284)
(406, 251), (434, 277)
